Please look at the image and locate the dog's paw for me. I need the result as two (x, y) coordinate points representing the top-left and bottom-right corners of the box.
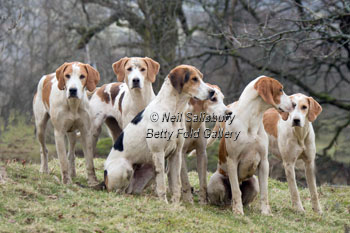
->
(232, 205), (244, 215)
(181, 192), (193, 204)
(261, 205), (273, 216)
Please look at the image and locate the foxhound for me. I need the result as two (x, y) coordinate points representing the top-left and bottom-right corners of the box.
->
(89, 57), (159, 153)
(181, 84), (232, 204)
(33, 62), (100, 185)
(104, 65), (215, 203)
(263, 93), (322, 213)
(207, 76), (293, 215)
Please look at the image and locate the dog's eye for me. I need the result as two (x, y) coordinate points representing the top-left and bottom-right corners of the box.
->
(80, 75), (85, 79)
(302, 105), (307, 110)
(292, 102), (296, 108)
(127, 67), (132, 71)
(211, 97), (217, 102)
(280, 88), (283, 92)
(192, 77), (198, 82)
(140, 68), (146, 72)
(65, 74), (70, 79)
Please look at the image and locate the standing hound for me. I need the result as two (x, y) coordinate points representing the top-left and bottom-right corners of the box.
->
(104, 65), (215, 203)
(89, 57), (159, 153)
(33, 62), (100, 185)
(181, 84), (232, 204)
(263, 93), (322, 213)
(207, 76), (293, 215)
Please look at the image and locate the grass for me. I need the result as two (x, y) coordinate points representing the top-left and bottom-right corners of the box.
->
(0, 159), (350, 232)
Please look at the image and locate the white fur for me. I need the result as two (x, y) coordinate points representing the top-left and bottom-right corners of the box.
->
(33, 63), (98, 186)
(207, 76), (294, 215)
(104, 69), (214, 203)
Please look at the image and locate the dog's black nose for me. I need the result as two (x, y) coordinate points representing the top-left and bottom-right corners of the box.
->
(133, 78), (140, 84)
(293, 119), (300, 126)
(69, 88), (77, 97)
(209, 89), (215, 98)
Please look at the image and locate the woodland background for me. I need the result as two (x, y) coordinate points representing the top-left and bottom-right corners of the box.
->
(1, 0), (350, 185)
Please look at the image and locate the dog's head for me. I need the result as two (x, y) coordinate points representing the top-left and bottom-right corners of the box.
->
(168, 65), (214, 100)
(56, 62), (100, 99)
(283, 93), (322, 127)
(254, 76), (293, 113)
(104, 158), (133, 193)
(112, 57), (160, 89)
(202, 84), (232, 118)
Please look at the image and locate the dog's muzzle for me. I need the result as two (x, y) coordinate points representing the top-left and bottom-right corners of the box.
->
(132, 78), (141, 89)
(69, 88), (78, 98)
(292, 118), (301, 127)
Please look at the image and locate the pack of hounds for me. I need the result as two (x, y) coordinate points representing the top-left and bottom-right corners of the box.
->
(33, 57), (323, 215)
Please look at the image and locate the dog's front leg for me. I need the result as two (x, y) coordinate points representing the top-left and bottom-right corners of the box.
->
(196, 138), (208, 204)
(67, 132), (77, 178)
(168, 149), (182, 203)
(258, 157), (273, 215)
(152, 151), (168, 203)
(54, 130), (71, 184)
(226, 157), (244, 215)
(80, 128), (98, 186)
(282, 159), (304, 213)
(180, 146), (193, 203)
(303, 156), (322, 214)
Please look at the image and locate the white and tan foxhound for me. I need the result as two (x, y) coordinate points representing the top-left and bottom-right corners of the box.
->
(33, 62), (100, 185)
(263, 93), (322, 213)
(104, 65), (215, 203)
(181, 84), (232, 204)
(207, 76), (293, 215)
(89, 57), (159, 153)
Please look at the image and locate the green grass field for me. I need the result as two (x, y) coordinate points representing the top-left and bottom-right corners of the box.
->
(0, 158), (349, 232)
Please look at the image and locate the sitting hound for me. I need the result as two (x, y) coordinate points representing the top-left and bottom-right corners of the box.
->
(263, 93), (322, 213)
(89, 57), (159, 154)
(207, 76), (293, 215)
(104, 65), (215, 203)
(33, 62), (100, 185)
(181, 84), (232, 204)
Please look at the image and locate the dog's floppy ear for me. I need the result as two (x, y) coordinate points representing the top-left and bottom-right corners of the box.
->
(84, 64), (100, 92)
(169, 67), (189, 94)
(55, 62), (70, 90)
(144, 57), (160, 83)
(307, 97), (322, 122)
(254, 77), (283, 106)
(112, 57), (130, 82)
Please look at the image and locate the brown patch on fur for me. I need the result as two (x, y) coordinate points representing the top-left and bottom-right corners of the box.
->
(83, 64), (100, 92)
(169, 65), (203, 94)
(254, 76), (283, 106)
(263, 108), (280, 138)
(218, 122), (227, 164)
(110, 83), (121, 106)
(307, 97), (322, 122)
(42, 74), (55, 108)
(219, 168), (227, 177)
(112, 57), (130, 82)
(144, 57), (160, 83)
(119, 92), (125, 113)
(189, 98), (205, 112)
(96, 84), (110, 104)
(55, 62), (100, 92)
